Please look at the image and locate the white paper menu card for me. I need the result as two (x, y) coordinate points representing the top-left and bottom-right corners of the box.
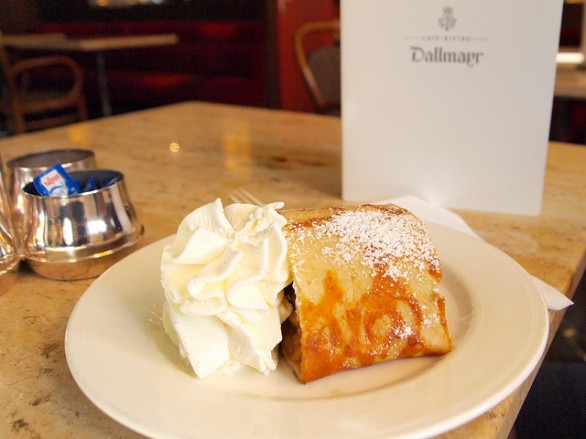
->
(341, 0), (563, 214)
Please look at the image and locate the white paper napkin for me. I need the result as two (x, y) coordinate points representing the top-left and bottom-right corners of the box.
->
(379, 196), (573, 311)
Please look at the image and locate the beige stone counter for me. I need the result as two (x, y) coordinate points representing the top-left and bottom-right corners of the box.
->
(0, 102), (584, 438)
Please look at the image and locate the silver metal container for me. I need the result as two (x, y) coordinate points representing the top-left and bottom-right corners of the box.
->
(0, 226), (19, 294)
(7, 149), (96, 242)
(20, 169), (143, 280)
(0, 157), (19, 294)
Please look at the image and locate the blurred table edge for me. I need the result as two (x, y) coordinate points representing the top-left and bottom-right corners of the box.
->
(1, 34), (179, 52)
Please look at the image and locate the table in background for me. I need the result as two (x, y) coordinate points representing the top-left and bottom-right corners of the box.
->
(0, 102), (584, 438)
(2, 34), (179, 116)
(554, 60), (586, 142)
(555, 64), (586, 100)
(0, 33), (66, 45)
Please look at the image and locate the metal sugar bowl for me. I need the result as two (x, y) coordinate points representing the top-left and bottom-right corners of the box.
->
(20, 169), (144, 280)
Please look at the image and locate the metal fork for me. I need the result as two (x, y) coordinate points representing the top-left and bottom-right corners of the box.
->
(227, 187), (264, 206)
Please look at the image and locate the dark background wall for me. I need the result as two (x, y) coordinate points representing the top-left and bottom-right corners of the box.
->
(37, 0), (264, 22)
(0, 0), (265, 35)
(2, 1), (583, 43)
(0, 0), (40, 34)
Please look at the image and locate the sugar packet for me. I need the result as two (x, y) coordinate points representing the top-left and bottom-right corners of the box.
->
(33, 164), (80, 196)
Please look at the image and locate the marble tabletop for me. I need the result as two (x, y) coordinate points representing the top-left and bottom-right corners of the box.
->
(0, 102), (584, 438)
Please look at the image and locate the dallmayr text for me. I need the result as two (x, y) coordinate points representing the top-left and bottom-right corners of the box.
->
(410, 46), (484, 67)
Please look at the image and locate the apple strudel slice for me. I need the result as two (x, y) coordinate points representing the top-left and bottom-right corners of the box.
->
(281, 204), (451, 383)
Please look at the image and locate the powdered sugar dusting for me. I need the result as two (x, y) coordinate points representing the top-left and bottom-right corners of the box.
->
(393, 324), (414, 339)
(290, 205), (440, 281)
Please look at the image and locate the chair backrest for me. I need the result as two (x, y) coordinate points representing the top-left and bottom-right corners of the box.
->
(0, 43), (88, 134)
(0, 45), (25, 133)
(0, 46), (18, 107)
(294, 20), (341, 115)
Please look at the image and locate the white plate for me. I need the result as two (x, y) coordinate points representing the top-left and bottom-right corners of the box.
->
(65, 224), (549, 439)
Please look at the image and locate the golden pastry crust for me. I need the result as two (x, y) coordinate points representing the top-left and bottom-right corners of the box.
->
(281, 204), (451, 383)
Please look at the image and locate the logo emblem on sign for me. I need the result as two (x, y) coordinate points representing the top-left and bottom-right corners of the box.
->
(438, 7), (456, 31)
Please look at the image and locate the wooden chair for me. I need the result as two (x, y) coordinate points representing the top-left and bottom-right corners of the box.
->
(294, 20), (341, 115)
(0, 45), (88, 134)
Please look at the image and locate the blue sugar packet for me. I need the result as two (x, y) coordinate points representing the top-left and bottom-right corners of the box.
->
(33, 164), (80, 196)
(82, 176), (97, 192)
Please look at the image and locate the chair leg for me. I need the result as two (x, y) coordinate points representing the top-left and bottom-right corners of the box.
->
(7, 98), (26, 134)
(13, 112), (26, 135)
(78, 97), (89, 121)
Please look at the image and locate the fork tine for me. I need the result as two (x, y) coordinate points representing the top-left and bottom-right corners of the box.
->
(227, 188), (264, 206)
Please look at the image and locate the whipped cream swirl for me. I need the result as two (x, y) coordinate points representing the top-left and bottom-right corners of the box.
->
(161, 198), (292, 378)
